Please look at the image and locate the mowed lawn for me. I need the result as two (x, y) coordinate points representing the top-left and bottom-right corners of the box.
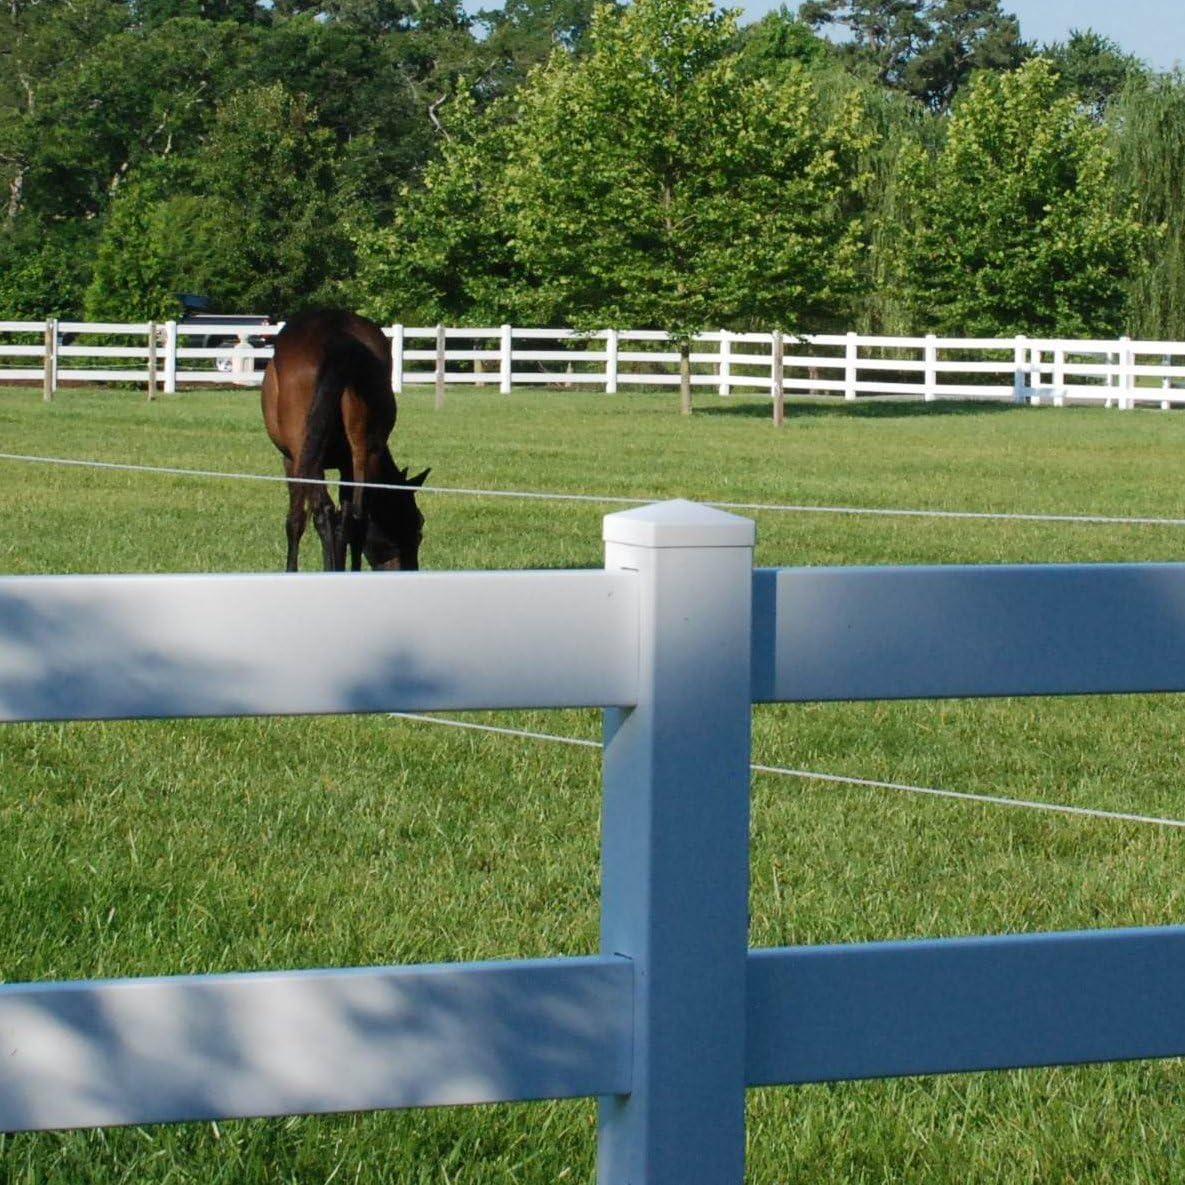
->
(2, 385), (1185, 1183)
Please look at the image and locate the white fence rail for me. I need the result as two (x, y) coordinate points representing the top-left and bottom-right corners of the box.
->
(4, 501), (1185, 1182)
(4, 320), (1185, 409)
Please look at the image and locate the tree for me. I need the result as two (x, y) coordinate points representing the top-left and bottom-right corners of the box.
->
(799, 0), (1029, 110)
(733, 6), (834, 81)
(350, 91), (524, 326)
(898, 59), (1150, 337)
(1043, 29), (1146, 121)
(500, 0), (872, 409)
(1112, 72), (1185, 340)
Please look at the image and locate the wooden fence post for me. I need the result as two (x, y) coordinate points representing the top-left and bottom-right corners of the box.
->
(771, 330), (784, 427)
(391, 324), (404, 394)
(925, 333), (938, 402)
(605, 328), (618, 395)
(146, 322), (158, 401)
(42, 318), (57, 402)
(679, 341), (692, 416)
(163, 320), (177, 395)
(844, 331), (858, 401)
(718, 331), (731, 397)
(500, 324), (513, 395)
(599, 500), (754, 1185)
(435, 323), (446, 410)
(1053, 346), (1066, 407)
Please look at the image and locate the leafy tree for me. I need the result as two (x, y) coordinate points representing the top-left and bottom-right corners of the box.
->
(898, 59), (1150, 337)
(733, 6), (834, 81)
(799, 0), (1028, 110)
(1112, 72), (1185, 339)
(1043, 29), (1146, 121)
(501, 0), (872, 377)
(0, 217), (96, 317)
(350, 91), (524, 325)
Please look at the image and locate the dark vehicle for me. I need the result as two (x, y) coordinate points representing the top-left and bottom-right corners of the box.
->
(178, 293), (273, 379)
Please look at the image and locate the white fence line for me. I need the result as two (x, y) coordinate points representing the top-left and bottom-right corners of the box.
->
(5, 320), (1185, 409)
(4, 500), (1185, 1181)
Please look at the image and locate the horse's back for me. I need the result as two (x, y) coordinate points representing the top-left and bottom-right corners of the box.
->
(263, 310), (393, 466)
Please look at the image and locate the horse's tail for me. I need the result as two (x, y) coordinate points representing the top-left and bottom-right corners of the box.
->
(297, 336), (387, 481)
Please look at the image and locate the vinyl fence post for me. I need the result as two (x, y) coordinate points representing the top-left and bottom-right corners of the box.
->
(1012, 335), (1027, 405)
(42, 317), (56, 402)
(1120, 335), (1134, 410)
(1053, 346), (1066, 407)
(500, 324), (513, 395)
(718, 330), (731, 397)
(599, 499), (755, 1185)
(163, 320), (177, 395)
(146, 322), (158, 402)
(605, 328), (618, 395)
(391, 324), (404, 394)
(924, 333), (938, 402)
(434, 323), (446, 410)
(771, 329), (785, 427)
(844, 331), (858, 401)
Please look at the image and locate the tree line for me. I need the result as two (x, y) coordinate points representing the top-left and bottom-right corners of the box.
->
(2, 0), (1182, 341)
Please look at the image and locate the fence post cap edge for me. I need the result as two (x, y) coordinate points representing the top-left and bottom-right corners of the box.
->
(602, 499), (756, 549)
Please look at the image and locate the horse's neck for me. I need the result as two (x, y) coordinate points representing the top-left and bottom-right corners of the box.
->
(374, 446), (399, 482)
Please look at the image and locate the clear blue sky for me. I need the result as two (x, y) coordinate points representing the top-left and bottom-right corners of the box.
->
(742, 1), (1183, 71)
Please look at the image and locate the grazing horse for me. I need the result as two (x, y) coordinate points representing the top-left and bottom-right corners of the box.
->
(261, 310), (429, 572)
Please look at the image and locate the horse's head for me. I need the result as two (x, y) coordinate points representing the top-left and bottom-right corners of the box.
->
(364, 465), (430, 571)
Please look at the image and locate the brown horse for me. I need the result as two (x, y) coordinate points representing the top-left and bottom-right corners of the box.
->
(261, 310), (429, 572)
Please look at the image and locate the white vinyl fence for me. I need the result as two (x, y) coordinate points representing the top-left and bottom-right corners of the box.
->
(3, 500), (1185, 1183)
(5, 319), (1185, 409)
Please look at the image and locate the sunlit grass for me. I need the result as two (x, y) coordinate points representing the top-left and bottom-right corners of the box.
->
(1, 386), (1184, 1182)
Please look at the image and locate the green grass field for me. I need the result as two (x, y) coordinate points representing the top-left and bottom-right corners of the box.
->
(2, 385), (1185, 1183)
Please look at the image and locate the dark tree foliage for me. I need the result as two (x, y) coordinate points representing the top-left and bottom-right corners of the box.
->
(1042, 28), (1147, 121)
(799, 0), (1029, 110)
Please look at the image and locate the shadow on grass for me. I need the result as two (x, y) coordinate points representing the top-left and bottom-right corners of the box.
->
(697, 398), (1021, 421)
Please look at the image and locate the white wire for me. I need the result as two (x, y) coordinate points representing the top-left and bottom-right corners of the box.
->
(388, 712), (1185, 830)
(3, 450), (1185, 528)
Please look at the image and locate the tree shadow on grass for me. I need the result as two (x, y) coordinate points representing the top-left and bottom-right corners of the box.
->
(697, 398), (1021, 421)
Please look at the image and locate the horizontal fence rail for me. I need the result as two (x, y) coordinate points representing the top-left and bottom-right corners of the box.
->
(0, 957), (633, 1131)
(0, 570), (639, 720)
(3, 500), (1185, 1183)
(5, 319), (1185, 409)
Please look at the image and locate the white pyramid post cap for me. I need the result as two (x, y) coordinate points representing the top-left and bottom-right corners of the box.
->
(603, 499), (756, 549)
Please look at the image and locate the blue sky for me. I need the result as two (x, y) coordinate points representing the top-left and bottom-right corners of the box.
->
(742, 1), (1183, 71)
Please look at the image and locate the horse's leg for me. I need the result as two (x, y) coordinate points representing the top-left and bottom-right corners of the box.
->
(344, 444), (369, 572)
(310, 479), (340, 571)
(283, 459), (306, 573)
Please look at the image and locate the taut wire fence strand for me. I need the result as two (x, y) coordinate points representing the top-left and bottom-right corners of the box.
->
(387, 713), (1185, 830)
(4, 451), (1185, 529)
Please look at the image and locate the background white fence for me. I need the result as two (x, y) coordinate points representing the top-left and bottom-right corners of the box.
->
(4, 319), (1185, 409)
(3, 500), (1185, 1182)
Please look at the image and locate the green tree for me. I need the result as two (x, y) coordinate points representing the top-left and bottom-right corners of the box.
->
(0, 217), (96, 317)
(1043, 28), (1146, 121)
(1112, 72), (1185, 339)
(799, 0), (1028, 110)
(350, 91), (523, 325)
(501, 0), (872, 409)
(898, 59), (1150, 337)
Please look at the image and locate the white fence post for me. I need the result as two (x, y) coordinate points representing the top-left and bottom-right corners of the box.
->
(605, 328), (618, 395)
(1053, 346), (1066, 407)
(924, 334), (938, 402)
(718, 330), (731, 397)
(1012, 335), (1027, 404)
(163, 320), (177, 395)
(1120, 335), (1134, 410)
(844, 331), (858, 401)
(42, 318), (56, 402)
(1029, 345), (1042, 404)
(499, 324), (513, 395)
(391, 324), (404, 394)
(599, 500), (754, 1185)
